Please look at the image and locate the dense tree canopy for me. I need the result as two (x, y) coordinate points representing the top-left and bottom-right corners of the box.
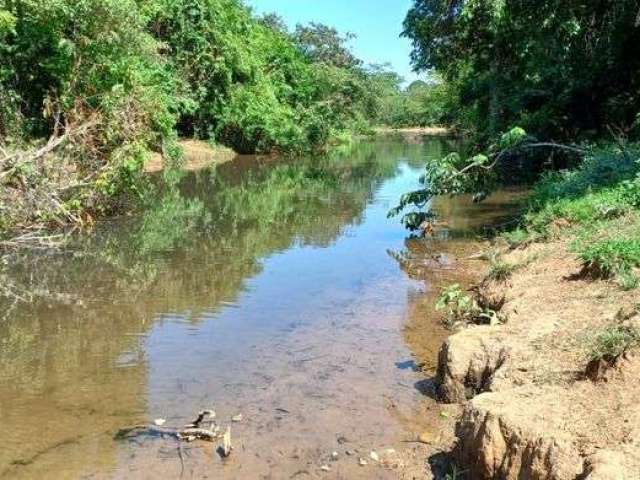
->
(0, 0), (388, 156)
(392, 0), (640, 230)
(0, 0), (399, 233)
(403, 0), (640, 141)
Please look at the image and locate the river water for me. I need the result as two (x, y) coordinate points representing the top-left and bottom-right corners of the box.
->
(0, 136), (521, 479)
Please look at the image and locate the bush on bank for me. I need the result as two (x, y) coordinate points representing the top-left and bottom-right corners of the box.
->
(0, 0), (393, 235)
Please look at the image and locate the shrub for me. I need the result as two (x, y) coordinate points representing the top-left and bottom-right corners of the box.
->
(577, 238), (640, 278)
(589, 325), (640, 362)
(617, 270), (639, 291)
(487, 260), (519, 282)
(436, 284), (501, 328)
(501, 227), (532, 248)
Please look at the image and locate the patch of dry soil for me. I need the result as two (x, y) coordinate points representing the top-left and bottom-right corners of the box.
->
(144, 139), (238, 173)
(436, 241), (640, 479)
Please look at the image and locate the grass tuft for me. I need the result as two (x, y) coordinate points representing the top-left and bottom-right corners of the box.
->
(617, 271), (639, 291)
(500, 227), (532, 248)
(487, 260), (519, 282)
(589, 324), (640, 361)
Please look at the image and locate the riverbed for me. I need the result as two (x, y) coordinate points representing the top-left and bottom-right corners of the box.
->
(0, 136), (522, 479)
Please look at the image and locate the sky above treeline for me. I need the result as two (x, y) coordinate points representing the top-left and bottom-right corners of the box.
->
(245, 0), (423, 85)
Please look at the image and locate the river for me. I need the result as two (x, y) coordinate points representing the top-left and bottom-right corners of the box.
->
(0, 136), (521, 479)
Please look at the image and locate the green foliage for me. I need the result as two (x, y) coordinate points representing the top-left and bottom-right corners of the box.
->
(445, 464), (467, 480)
(436, 283), (500, 328)
(617, 270), (639, 291)
(487, 260), (518, 282)
(497, 142), (640, 288)
(293, 22), (360, 69)
(403, 0), (640, 141)
(529, 145), (640, 208)
(577, 237), (640, 279)
(521, 144), (640, 237)
(499, 127), (527, 150)
(501, 227), (532, 248)
(0, 0), (392, 234)
(589, 324), (640, 361)
(389, 140), (502, 229)
(376, 75), (452, 127)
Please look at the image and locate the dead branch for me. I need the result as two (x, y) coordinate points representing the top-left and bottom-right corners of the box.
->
(0, 120), (99, 181)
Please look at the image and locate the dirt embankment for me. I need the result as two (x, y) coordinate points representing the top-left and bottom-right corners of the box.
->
(433, 240), (640, 479)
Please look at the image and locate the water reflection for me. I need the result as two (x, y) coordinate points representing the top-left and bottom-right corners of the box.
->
(1, 135), (529, 479)
(1, 137), (456, 478)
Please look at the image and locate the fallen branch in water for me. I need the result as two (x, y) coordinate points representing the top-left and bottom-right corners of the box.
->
(115, 410), (225, 444)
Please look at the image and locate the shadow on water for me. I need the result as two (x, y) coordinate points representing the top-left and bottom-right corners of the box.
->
(0, 135), (521, 479)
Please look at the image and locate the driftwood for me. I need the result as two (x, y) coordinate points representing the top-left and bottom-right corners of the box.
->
(116, 410), (226, 444)
(221, 427), (232, 457)
(179, 428), (220, 442)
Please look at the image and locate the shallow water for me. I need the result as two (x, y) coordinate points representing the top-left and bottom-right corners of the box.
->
(0, 137), (522, 479)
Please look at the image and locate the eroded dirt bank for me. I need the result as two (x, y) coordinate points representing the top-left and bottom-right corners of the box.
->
(430, 240), (640, 478)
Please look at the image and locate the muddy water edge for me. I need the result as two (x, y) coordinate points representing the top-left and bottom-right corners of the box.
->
(0, 136), (523, 479)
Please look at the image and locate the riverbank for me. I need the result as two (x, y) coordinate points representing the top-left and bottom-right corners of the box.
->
(144, 140), (238, 173)
(435, 236), (640, 478)
(375, 126), (451, 136)
(0, 138), (242, 244)
(418, 143), (640, 478)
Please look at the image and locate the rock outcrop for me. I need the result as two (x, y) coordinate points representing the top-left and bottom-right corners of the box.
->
(431, 241), (640, 478)
(456, 393), (583, 479)
(436, 328), (510, 403)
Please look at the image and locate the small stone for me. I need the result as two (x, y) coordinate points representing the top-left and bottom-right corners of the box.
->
(345, 450), (354, 456)
(358, 458), (368, 466)
(369, 451), (379, 462)
(154, 418), (166, 426)
(221, 427), (232, 457)
(232, 414), (243, 422)
(331, 451), (339, 460)
(320, 465), (330, 472)
(417, 432), (435, 444)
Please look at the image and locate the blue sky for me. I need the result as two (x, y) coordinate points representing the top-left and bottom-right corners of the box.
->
(245, 0), (423, 84)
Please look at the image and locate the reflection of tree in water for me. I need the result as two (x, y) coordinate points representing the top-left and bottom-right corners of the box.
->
(0, 137), (440, 477)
